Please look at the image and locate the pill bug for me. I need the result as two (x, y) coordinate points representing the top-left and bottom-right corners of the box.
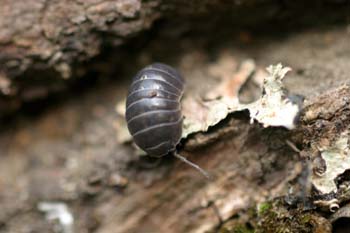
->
(125, 63), (209, 178)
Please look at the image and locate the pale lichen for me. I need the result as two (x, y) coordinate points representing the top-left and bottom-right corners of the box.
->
(182, 63), (301, 138)
(248, 64), (299, 130)
(312, 131), (350, 194)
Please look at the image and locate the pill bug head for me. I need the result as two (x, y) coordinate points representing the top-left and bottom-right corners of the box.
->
(125, 63), (185, 157)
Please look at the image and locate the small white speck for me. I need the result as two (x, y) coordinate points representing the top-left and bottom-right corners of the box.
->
(38, 202), (74, 233)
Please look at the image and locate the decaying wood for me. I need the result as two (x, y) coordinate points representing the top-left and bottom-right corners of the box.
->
(1, 1), (350, 233)
(1, 25), (350, 232)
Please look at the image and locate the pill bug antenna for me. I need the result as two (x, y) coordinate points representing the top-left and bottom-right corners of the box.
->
(173, 151), (211, 179)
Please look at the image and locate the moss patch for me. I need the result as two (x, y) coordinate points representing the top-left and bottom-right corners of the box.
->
(256, 199), (331, 233)
(219, 199), (332, 233)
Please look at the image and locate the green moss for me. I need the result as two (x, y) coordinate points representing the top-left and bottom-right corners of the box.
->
(219, 199), (330, 233)
(300, 214), (311, 225)
(255, 199), (330, 233)
(257, 202), (272, 216)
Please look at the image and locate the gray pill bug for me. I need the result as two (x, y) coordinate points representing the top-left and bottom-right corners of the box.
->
(125, 63), (210, 178)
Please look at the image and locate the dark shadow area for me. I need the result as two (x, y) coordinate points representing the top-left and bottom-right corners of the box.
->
(333, 217), (350, 233)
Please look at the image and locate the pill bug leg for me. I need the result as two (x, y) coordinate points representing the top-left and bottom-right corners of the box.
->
(173, 152), (211, 179)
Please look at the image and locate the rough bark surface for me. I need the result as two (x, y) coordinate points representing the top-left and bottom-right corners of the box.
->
(1, 1), (350, 233)
(0, 0), (349, 115)
(0, 0), (158, 114)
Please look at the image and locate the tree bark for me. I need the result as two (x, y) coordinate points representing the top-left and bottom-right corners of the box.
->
(0, 1), (350, 233)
